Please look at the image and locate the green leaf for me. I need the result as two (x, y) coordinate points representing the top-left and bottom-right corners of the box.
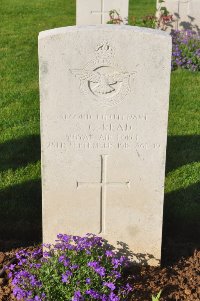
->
(152, 290), (162, 301)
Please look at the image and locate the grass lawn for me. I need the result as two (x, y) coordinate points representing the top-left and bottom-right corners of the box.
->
(129, 0), (156, 23)
(0, 0), (199, 259)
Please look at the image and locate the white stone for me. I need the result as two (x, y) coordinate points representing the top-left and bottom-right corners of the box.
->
(39, 25), (172, 265)
(157, 0), (200, 32)
(76, 0), (129, 25)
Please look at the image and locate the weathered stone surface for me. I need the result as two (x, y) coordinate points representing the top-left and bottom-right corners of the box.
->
(76, 0), (129, 25)
(39, 25), (171, 265)
(157, 0), (200, 32)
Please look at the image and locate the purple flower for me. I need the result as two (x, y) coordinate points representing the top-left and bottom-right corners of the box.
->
(112, 258), (121, 268)
(103, 282), (116, 291)
(87, 261), (99, 268)
(58, 255), (65, 262)
(71, 264), (79, 270)
(111, 270), (121, 279)
(73, 290), (83, 301)
(95, 266), (106, 277)
(125, 283), (133, 293)
(88, 261), (106, 276)
(85, 289), (101, 299)
(61, 270), (72, 283)
(9, 264), (16, 271)
(105, 250), (114, 257)
(109, 292), (120, 301)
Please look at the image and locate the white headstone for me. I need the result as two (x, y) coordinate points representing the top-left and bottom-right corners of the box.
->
(157, 0), (200, 32)
(76, 0), (129, 25)
(39, 25), (171, 266)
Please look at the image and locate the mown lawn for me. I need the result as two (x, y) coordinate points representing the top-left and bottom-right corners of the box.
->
(0, 0), (75, 246)
(0, 0), (199, 258)
(129, 0), (156, 23)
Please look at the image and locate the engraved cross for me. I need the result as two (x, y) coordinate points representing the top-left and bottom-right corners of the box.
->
(76, 155), (130, 234)
(91, 0), (110, 24)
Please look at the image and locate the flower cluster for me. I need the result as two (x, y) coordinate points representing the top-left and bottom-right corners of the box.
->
(130, 14), (157, 29)
(9, 234), (133, 301)
(156, 0), (173, 31)
(107, 10), (124, 25)
(171, 29), (200, 71)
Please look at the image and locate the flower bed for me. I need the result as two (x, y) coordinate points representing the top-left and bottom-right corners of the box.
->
(171, 30), (200, 72)
(8, 234), (133, 301)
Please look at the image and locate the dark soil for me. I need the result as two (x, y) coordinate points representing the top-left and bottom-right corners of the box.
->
(0, 247), (199, 301)
(130, 250), (200, 300)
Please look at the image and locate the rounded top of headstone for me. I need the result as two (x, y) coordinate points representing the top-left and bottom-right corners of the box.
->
(38, 25), (171, 40)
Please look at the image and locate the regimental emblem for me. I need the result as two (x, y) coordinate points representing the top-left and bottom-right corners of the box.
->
(71, 41), (136, 107)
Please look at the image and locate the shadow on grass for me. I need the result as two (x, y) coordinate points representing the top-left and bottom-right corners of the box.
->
(162, 182), (200, 265)
(162, 135), (200, 265)
(0, 135), (40, 172)
(166, 135), (200, 173)
(0, 179), (42, 251)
